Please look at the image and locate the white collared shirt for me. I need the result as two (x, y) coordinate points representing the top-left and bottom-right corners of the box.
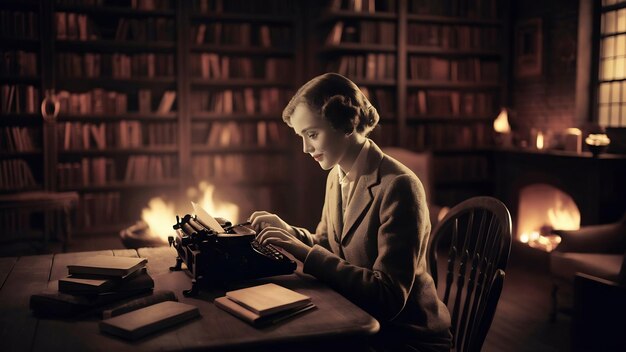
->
(337, 139), (370, 214)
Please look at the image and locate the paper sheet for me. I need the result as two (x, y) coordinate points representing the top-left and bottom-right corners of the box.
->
(192, 202), (225, 233)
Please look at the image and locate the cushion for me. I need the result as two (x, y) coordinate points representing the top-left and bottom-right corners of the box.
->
(550, 252), (623, 282)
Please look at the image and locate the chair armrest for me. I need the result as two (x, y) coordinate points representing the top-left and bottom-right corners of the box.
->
(553, 221), (625, 254)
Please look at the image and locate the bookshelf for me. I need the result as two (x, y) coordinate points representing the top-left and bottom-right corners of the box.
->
(316, 0), (509, 206)
(186, 0), (302, 222)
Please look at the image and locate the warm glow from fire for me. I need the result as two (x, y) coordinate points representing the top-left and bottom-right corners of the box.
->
(536, 131), (544, 149)
(493, 108), (511, 133)
(517, 184), (580, 251)
(141, 197), (176, 241)
(140, 181), (240, 242)
(193, 181), (239, 223)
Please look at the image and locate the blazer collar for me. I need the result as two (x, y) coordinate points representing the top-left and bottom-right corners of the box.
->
(328, 138), (384, 245)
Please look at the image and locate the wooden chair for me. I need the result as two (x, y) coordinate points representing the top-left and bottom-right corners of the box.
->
(428, 197), (512, 352)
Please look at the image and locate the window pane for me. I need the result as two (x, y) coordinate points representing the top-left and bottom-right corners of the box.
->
(615, 57), (625, 79)
(600, 83), (611, 103)
(619, 9), (626, 32)
(611, 103), (620, 125)
(616, 34), (626, 55)
(612, 81), (622, 102)
(602, 58), (615, 79)
(599, 105), (610, 126)
(605, 12), (617, 33)
(603, 37), (615, 58)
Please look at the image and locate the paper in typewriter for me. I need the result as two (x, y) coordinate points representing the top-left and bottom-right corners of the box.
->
(192, 201), (225, 233)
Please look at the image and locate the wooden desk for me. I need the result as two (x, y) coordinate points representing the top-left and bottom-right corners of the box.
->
(0, 247), (379, 351)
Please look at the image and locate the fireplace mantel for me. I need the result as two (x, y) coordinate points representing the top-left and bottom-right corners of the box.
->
(492, 148), (626, 229)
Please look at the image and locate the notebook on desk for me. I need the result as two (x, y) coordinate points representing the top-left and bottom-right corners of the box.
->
(214, 283), (315, 327)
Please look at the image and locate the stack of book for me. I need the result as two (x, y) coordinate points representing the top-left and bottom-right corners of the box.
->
(214, 283), (315, 327)
(30, 255), (154, 318)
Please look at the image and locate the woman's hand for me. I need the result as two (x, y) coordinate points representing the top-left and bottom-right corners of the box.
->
(256, 226), (311, 262)
(248, 211), (297, 237)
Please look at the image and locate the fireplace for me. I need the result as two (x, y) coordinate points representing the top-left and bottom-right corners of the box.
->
(493, 149), (626, 252)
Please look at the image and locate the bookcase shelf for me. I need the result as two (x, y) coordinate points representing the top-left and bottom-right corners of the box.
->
(58, 113), (178, 121)
(319, 10), (398, 22)
(191, 145), (289, 154)
(190, 78), (293, 87)
(191, 113), (284, 121)
(406, 14), (503, 26)
(58, 147), (178, 156)
(0, 38), (39, 49)
(0, 1), (39, 11)
(56, 40), (176, 53)
(319, 43), (397, 54)
(56, 77), (177, 90)
(0, 150), (43, 158)
(189, 45), (294, 56)
(54, 5), (176, 18)
(406, 46), (502, 57)
(314, 0), (508, 206)
(190, 13), (295, 23)
(0, 76), (40, 85)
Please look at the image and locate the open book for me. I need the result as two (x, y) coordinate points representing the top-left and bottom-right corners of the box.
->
(214, 283), (315, 327)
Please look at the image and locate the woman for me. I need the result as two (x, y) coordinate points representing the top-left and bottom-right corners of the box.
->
(248, 73), (452, 352)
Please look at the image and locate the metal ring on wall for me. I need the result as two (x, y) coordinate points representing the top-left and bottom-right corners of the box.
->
(41, 90), (60, 122)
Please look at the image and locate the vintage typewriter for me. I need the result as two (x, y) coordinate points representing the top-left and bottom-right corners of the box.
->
(168, 204), (296, 296)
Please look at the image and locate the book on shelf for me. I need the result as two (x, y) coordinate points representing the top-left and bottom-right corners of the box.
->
(405, 123), (490, 151)
(57, 121), (177, 150)
(0, 10), (39, 39)
(57, 89), (128, 115)
(1, 127), (39, 152)
(190, 88), (292, 114)
(124, 155), (177, 182)
(58, 267), (150, 295)
(0, 50), (37, 76)
(56, 157), (116, 187)
(407, 90), (495, 117)
(56, 0), (174, 11)
(194, 121), (285, 148)
(327, 0), (397, 13)
(359, 86), (395, 115)
(326, 54), (395, 80)
(191, 23), (292, 48)
(191, 54), (293, 81)
(56, 12), (175, 42)
(193, 0), (295, 15)
(56, 53), (175, 79)
(1, 84), (39, 114)
(156, 90), (176, 114)
(407, 0), (499, 19)
(99, 301), (200, 340)
(68, 255), (147, 277)
(192, 154), (289, 183)
(0, 159), (38, 190)
(407, 23), (500, 50)
(214, 283), (314, 327)
(75, 192), (121, 228)
(408, 56), (499, 82)
(326, 20), (395, 45)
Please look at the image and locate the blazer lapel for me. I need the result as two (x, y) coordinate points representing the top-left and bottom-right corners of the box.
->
(340, 139), (384, 245)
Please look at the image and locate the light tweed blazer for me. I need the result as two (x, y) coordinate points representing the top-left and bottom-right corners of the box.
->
(292, 139), (451, 344)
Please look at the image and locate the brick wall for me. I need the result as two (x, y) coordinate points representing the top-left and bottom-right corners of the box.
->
(510, 0), (581, 139)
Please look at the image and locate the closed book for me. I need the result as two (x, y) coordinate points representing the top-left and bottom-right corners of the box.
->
(30, 287), (153, 318)
(225, 283), (311, 317)
(214, 296), (315, 327)
(67, 255), (147, 278)
(99, 301), (200, 340)
(58, 268), (150, 295)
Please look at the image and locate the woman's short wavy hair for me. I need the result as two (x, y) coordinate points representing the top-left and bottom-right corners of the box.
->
(282, 73), (380, 136)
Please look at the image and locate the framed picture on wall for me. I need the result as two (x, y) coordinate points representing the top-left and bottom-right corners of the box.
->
(515, 18), (543, 78)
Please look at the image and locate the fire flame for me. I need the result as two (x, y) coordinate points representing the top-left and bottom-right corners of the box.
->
(493, 108), (511, 133)
(517, 184), (580, 252)
(140, 181), (240, 242)
(536, 131), (544, 149)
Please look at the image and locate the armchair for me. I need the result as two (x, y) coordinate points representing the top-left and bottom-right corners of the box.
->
(549, 212), (626, 321)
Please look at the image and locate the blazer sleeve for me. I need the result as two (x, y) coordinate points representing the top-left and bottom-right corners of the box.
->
(290, 172), (333, 250)
(302, 174), (428, 322)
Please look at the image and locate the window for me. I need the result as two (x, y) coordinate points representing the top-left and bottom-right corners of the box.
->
(598, 0), (626, 127)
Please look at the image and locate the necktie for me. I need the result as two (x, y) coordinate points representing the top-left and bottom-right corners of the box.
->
(340, 177), (350, 214)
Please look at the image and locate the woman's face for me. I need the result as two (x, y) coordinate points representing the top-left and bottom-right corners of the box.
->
(290, 103), (349, 170)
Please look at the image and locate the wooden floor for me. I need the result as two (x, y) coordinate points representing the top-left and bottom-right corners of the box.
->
(1, 235), (570, 351)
